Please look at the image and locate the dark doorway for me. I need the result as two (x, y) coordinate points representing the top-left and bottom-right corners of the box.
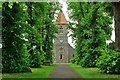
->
(60, 54), (62, 59)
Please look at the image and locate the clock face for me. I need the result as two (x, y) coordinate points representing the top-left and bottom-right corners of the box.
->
(60, 39), (63, 43)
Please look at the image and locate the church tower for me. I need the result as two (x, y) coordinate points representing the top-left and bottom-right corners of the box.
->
(54, 11), (69, 63)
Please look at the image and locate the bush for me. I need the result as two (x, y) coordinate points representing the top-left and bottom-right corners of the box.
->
(70, 55), (77, 64)
(80, 48), (102, 67)
(22, 67), (32, 73)
(29, 50), (44, 68)
(74, 27), (106, 67)
(80, 53), (94, 67)
(2, 44), (31, 73)
(107, 41), (115, 50)
(97, 50), (120, 74)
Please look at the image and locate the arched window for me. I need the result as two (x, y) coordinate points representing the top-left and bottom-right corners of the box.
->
(59, 46), (63, 52)
(60, 26), (63, 34)
(60, 46), (63, 50)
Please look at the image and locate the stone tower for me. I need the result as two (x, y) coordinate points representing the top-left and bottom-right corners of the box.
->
(53, 11), (75, 63)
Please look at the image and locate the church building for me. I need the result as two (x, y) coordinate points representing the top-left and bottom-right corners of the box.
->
(53, 11), (75, 63)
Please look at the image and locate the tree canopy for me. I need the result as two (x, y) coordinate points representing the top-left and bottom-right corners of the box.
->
(68, 2), (120, 73)
(2, 2), (60, 73)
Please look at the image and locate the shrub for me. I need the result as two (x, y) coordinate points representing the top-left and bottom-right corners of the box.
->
(97, 50), (120, 74)
(29, 50), (44, 68)
(70, 55), (77, 64)
(2, 44), (31, 73)
(107, 41), (115, 50)
(80, 48), (102, 67)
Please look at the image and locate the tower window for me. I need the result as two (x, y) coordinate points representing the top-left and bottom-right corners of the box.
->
(60, 26), (63, 34)
(60, 46), (63, 50)
(59, 46), (63, 52)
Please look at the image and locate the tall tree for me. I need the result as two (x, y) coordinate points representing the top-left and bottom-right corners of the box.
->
(113, 2), (120, 50)
(42, 2), (59, 64)
(68, 2), (113, 67)
(2, 2), (31, 73)
(26, 2), (59, 67)
(0, 2), (2, 73)
(26, 2), (45, 67)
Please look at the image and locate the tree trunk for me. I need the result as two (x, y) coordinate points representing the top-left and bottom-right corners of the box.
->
(26, 2), (32, 25)
(91, 2), (100, 29)
(113, 2), (120, 50)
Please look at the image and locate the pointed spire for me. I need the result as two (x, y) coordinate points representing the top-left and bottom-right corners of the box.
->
(56, 10), (67, 25)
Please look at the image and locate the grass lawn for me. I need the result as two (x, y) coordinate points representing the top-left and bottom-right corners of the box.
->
(2, 64), (56, 78)
(68, 63), (120, 80)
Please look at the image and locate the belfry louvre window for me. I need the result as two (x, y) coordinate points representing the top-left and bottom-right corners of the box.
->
(60, 26), (63, 34)
(60, 46), (63, 50)
(59, 46), (63, 52)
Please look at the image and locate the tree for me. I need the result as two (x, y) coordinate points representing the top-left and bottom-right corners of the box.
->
(42, 3), (59, 64)
(68, 2), (112, 67)
(0, 2), (2, 72)
(26, 2), (47, 67)
(113, 2), (120, 50)
(26, 2), (59, 67)
(2, 2), (31, 73)
(2, 2), (60, 72)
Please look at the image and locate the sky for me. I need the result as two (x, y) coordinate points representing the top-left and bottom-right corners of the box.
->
(59, 0), (115, 47)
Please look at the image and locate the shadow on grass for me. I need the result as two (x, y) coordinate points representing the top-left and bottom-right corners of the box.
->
(2, 64), (56, 78)
(67, 63), (120, 79)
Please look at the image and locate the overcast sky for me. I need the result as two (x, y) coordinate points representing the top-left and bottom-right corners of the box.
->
(59, 0), (115, 47)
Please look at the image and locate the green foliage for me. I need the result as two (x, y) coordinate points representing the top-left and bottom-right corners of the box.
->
(68, 2), (113, 67)
(107, 41), (116, 50)
(41, 2), (59, 64)
(29, 50), (43, 68)
(26, 2), (59, 67)
(69, 2), (120, 74)
(97, 49), (120, 74)
(70, 55), (79, 64)
(26, 2), (45, 67)
(2, 2), (31, 73)
(79, 27), (106, 67)
(80, 48), (102, 67)
(2, 2), (59, 72)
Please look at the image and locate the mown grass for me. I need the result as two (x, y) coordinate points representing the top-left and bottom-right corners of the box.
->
(68, 63), (120, 80)
(2, 64), (56, 78)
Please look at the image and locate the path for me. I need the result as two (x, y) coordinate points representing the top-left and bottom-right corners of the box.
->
(48, 63), (82, 79)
